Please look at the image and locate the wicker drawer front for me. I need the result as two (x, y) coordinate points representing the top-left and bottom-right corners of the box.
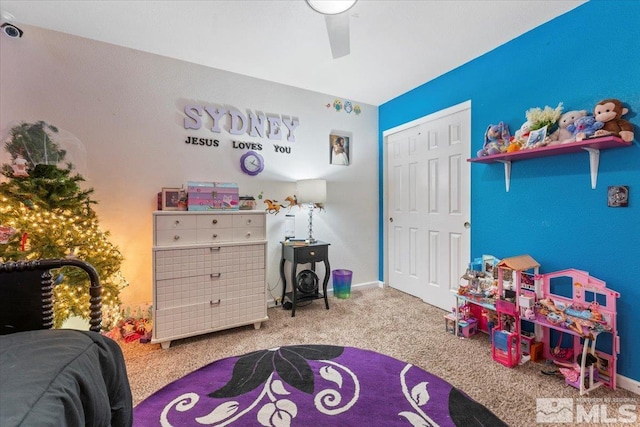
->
(154, 303), (211, 339)
(154, 246), (228, 280)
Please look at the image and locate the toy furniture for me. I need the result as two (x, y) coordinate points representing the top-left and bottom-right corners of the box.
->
(445, 312), (478, 337)
(520, 332), (535, 354)
(492, 329), (519, 367)
(460, 318), (478, 337)
(490, 255), (540, 366)
(444, 313), (457, 334)
(456, 255), (620, 395)
(529, 342), (544, 362)
(0, 259), (133, 426)
(535, 268), (619, 393)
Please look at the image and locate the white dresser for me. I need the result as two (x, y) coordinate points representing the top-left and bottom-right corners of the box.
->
(152, 211), (268, 349)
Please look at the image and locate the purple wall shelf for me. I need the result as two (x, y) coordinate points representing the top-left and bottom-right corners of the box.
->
(467, 136), (632, 191)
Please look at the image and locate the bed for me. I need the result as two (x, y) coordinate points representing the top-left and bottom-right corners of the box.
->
(0, 259), (133, 427)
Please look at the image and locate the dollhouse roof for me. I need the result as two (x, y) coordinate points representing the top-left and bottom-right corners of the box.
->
(497, 254), (539, 271)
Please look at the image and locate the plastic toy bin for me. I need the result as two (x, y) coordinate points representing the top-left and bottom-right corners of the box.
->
(332, 269), (352, 299)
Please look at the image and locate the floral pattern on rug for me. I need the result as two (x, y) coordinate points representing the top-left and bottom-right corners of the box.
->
(134, 345), (506, 427)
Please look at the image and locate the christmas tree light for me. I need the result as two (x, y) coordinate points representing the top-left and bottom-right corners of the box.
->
(0, 121), (128, 329)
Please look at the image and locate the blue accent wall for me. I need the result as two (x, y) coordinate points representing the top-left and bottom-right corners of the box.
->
(379, 1), (640, 382)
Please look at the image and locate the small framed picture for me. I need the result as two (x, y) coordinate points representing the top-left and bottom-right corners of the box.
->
(526, 126), (547, 148)
(161, 187), (182, 211)
(329, 133), (350, 166)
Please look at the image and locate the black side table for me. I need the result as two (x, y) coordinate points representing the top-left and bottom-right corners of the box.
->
(280, 241), (331, 317)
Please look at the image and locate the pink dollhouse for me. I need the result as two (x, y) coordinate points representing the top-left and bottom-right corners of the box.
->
(535, 268), (619, 393)
(456, 255), (620, 395)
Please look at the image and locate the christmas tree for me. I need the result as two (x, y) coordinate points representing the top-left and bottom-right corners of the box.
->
(0, 121), (127, 329)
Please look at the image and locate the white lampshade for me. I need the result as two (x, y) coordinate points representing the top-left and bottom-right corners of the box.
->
(306, 0), (357, 15)
(296, 179), (327, 204)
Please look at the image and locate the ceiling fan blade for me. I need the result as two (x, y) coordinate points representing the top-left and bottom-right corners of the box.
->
(324, 13), (350, 59)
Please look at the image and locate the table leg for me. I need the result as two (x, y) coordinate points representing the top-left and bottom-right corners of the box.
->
(323, 258), (330, 310)
(279, 256), (286, 305)
(290, 261), (297, 317)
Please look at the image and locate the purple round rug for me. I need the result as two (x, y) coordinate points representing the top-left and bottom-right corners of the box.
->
(134, 345), (506, 426)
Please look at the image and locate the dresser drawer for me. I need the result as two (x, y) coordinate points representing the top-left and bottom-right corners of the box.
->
(233, 214), (265, 229)
(197, 227), (233, 243)
(156, 215), (197, 230)
(233, 226), (265, 242)
(196, 215), (234, 229)
(156, 228), (198, 246)
(294, 245), (328, 264)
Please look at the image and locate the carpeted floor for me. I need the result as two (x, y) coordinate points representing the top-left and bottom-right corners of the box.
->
(122, 287), (638, 427)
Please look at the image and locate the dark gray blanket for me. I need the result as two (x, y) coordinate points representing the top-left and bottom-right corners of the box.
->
(0, 329), (132, 427)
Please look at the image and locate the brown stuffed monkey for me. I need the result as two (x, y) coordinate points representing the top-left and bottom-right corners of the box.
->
(593, 98), (634, 142)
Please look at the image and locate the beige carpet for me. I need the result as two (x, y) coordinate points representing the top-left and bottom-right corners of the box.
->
(121, 287), (637, 427)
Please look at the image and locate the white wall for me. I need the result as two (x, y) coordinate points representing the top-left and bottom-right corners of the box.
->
(0, 24), (379, 305)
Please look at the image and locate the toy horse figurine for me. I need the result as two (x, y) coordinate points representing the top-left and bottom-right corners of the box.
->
(264, 199), (282, 214)
(284, 195), (300, 211)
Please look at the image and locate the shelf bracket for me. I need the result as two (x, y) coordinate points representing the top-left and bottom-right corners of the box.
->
(582, 147), (600, 189)
(497, 160), (511, 192)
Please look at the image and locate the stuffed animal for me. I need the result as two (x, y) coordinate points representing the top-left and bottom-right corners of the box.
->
(512, 121), (532, 143)
(505, 121), (531, 152)
(567, 115), (604, 141)
(592, 98), (634, 142)
(478, 121), (510, 156)
(548, 110), (588, 145)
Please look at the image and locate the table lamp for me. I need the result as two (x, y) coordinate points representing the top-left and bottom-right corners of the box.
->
(296, 179), (326, 243)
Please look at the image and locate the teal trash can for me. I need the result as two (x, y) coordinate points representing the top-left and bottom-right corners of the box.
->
(332, 269), (352, 299)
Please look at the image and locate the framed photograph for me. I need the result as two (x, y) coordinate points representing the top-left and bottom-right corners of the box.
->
(329, 133), (350, 166)
(526, 125), (547, 148)
(161, 187), (182, 211)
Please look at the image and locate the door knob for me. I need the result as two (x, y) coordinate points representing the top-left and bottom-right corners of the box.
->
(464, 221), (471, 229)
(390, 217), (394, 222)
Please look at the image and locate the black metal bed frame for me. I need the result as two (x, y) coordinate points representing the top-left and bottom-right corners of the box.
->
(0, 258), (102, 333)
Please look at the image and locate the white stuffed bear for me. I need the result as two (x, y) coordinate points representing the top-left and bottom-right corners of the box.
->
(548, 110), (588, 145)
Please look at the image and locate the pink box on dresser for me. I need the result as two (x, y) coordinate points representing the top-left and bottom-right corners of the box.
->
(187, 181), (239, 211)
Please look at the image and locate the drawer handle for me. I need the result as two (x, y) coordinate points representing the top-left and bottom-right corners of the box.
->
(174, 220), (180, 226)
(210, 273), (221, 278)
(212, 219), (218, 225)
(210, 299), (221, 306)
(212, 234), (218, 239)
(246, 232), (251, 237)
(173, 235), (180, 241)
(247, 219), (252, 224)
(210, 247), (221, 252)
(310, 251), (315, 256)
